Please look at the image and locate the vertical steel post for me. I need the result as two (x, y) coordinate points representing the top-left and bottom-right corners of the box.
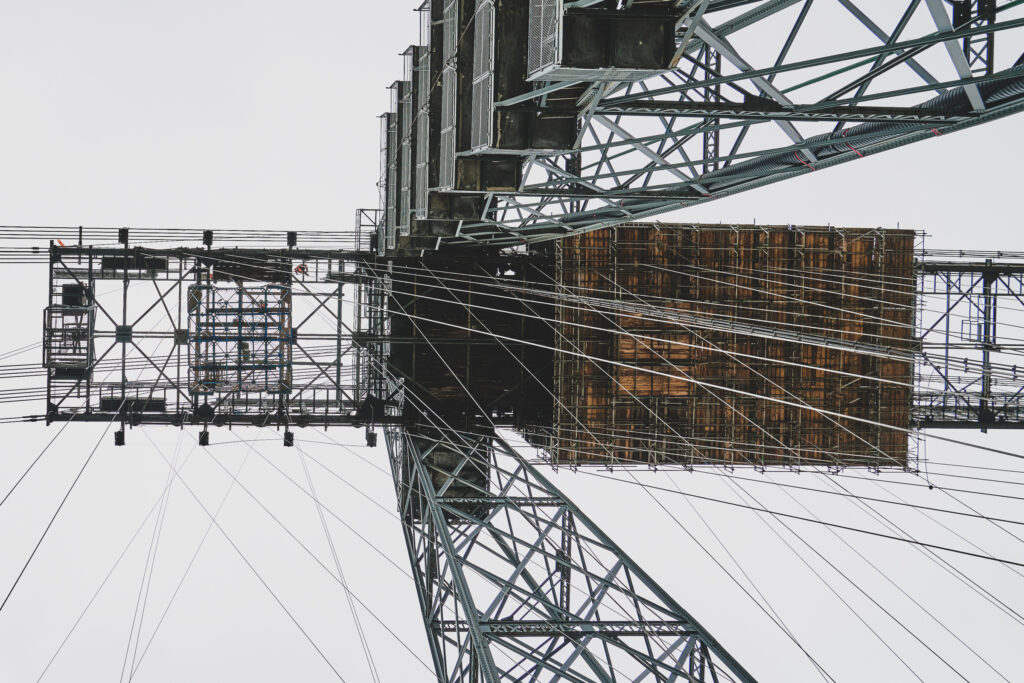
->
(980, 259), (995, 430)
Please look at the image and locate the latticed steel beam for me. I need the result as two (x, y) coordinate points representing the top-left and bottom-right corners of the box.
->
(916, 258), (1024, 430)
(594, 101), (979, 124)
(41, 245), (387, 430)
(384, 423), (757, 682)
(374, 0), (1024, 251)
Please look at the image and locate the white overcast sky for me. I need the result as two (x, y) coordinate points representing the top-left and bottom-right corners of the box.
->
(2, 1), (1024, 682)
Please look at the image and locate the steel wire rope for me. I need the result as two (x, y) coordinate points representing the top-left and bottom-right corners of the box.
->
(373, 264), (921, 389)
(120, 429), (188, 683)
(357, 323), (677, 637)
(365, 289), (1024, 464)
(792, 469), (1024, 628)
(685, 469), (1024, 529)
(135, 427), (349, 682)
(379, 260), (1024, 384)
(384, 399), (722, 682)
(125, 433), (427, 680)
(359, 345), (718, 679)
(296, 442), (381, 683)
(218, 431), (412, 577)
(923, 459), (1024, 476)
(521, 257), (980, 676)
(382, 260), (924, 350)
(185, 431), (433, 676)
(366, 260), (1024, 476)
(836, 470), (1024, 502)
(682, 467), (936, 682)
(904, 465), (1024, 532)
(745, 471), (1014, 680)
(383, 258), (1024, 366)
(1, 334), (182, 671)
(33, 440), (208, 682)
(400, 264), (835, 680)
(0, 418), (77, 511)
(0, 313), (169, 511)
(591, 469), (1024, 616)
(0, 399), (123, 614)
(716, 471), (982, 682)
(644, 470), (829, 681)
(360, 271), (1024, 486)
(0, 415), (47, 423)
(580, 265), (910, 471)
(469, 257), (1024, 636)
(0, 341), (43, 363)
(852, 470), (1024, 571)
(851, 465), (1024, 568)
(654, 260), (919, 324)
(255, 264), (709, 665)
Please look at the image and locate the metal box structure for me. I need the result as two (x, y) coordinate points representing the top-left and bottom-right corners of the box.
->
(42, 243), (385, 428)
(187, 284), (293, 396)
(386, 254), (555, 430)
(43, 304), (95, 376)
(552, 223), (918, 469)
(469, 0), (578, 154)
(527, 0), (678, 82)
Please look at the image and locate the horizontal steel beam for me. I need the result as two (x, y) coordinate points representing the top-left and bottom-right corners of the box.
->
(441, 620), (700, 637)
(595, 101), (976, 124)
(45, 412), (410, 426)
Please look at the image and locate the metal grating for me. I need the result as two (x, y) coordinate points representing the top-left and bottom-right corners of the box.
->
(438, 0), (459, 189)
(414, 46), (431, 219)
(527, 0), (559, 78)
(376, 115), (389, 254)
(188, 285), (293, 396)
(470, 0), (494, 151)
(399, 78), (414, 235)
(385, 108), (399, 250)
(44, 306), (95, 370)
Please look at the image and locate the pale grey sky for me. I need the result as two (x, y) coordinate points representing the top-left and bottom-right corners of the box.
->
(1, 2), (1024, 682)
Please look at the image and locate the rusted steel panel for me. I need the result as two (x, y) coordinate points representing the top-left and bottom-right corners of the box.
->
(554, 223), (916, 468)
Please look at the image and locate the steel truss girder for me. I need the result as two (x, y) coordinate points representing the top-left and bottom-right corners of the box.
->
(915, 259), (1024, 430)
(386, 425), (756, 682)
(42, 245), (378, 428)
(594, 101), (977, 124)
(410, 1), (1024, 248)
